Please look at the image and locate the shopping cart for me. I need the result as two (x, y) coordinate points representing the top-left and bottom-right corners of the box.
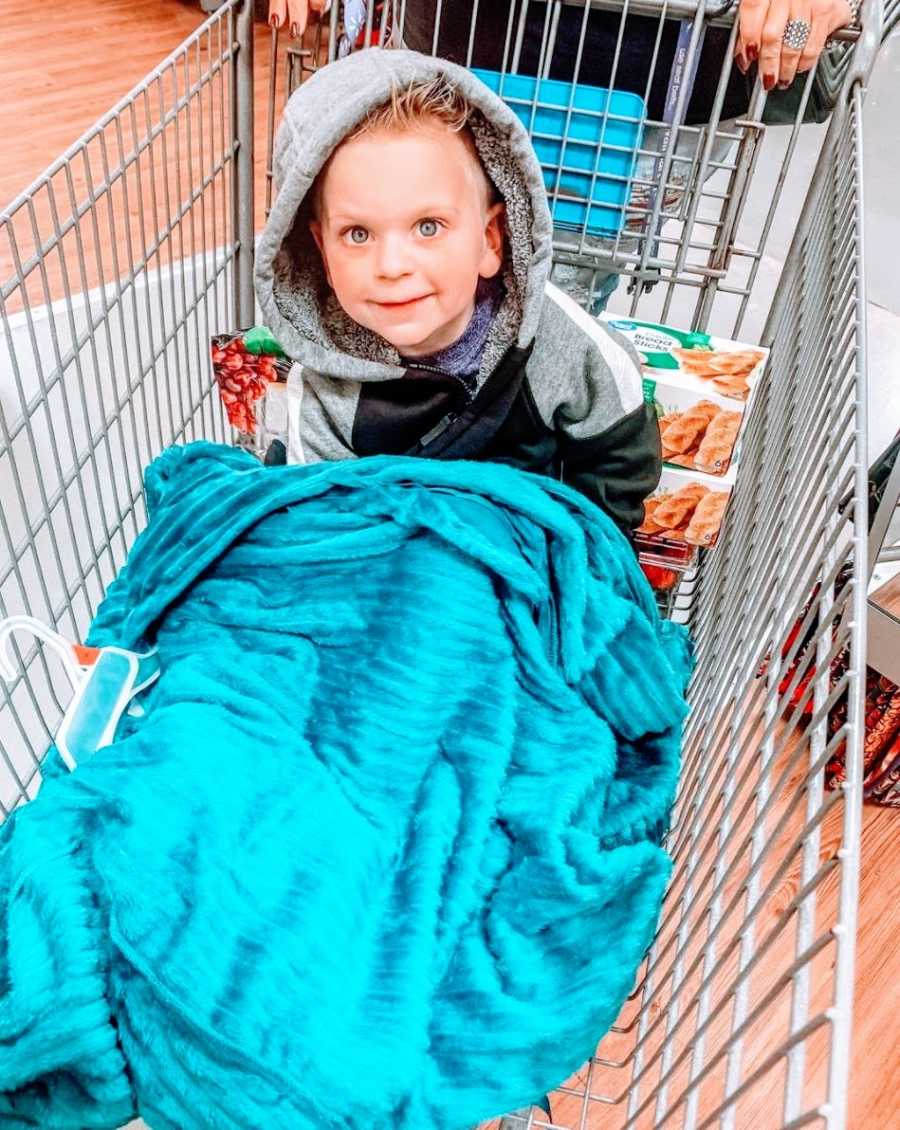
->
(0, 1), (888, 1127)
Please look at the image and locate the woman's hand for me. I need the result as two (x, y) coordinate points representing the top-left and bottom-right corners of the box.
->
(735, 0), (855, 90)
(268, 0), (330, 39)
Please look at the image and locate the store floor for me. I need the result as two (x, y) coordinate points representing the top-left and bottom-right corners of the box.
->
(1, 4), (898, 1128)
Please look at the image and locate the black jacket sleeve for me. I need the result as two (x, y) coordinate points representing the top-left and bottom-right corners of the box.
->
(557, 402), (662, 534)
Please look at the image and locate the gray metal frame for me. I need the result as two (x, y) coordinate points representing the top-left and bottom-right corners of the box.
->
(0, 1), (887, 1127)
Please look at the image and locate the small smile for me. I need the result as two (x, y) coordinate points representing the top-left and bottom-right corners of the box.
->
(371, 294), (433, 310)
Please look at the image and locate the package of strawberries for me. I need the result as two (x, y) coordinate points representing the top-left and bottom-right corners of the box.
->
(211, 326), (291, 441)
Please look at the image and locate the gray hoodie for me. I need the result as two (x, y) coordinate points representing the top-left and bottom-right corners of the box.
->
(254, 48), (661, 532)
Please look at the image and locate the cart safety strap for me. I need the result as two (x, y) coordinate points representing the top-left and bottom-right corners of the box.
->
(0, 615), (159, 771)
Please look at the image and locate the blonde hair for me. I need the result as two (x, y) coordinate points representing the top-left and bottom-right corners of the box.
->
(310, 76), (494, 218)
(350, 74), (474, 139)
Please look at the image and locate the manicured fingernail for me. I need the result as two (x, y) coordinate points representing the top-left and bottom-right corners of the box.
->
(778, 81), (791, 90)
(748, 45), (758, 62)
(763, 74), (775, 91)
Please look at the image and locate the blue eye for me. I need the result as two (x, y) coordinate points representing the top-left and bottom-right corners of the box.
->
(418, 219), (439, 238)
(348, 227), (368, 244)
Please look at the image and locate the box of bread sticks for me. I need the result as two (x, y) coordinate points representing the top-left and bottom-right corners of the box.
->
(601, 315), (768, 403)
(636, 465), (735, 554)
(644, 377), (745, 477)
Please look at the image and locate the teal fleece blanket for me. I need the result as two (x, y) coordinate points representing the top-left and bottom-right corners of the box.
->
(0, 443), (690, 1130)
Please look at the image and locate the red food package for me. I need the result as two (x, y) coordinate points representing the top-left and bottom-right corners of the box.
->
(211, 327), (290, 436)
(640, 563), (679, 592)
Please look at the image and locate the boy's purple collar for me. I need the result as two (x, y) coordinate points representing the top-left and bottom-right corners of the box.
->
(401, 276), (504, 389)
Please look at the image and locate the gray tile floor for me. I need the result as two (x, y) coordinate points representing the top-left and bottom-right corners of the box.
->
(742, 30), (900, 463)
(860, 29), (900, 462)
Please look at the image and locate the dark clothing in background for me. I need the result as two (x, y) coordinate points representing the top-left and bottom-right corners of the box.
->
(397, 0), (753, 125)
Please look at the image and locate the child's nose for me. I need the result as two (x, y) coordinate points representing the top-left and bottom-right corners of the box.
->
(374, 234), (413, 279)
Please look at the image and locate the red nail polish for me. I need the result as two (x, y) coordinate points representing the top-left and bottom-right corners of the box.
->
(763, 74), (774, 91)
(748, 45), (758, 63)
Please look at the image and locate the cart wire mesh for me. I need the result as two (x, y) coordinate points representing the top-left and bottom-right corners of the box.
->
(0, 0), (255, 809)
(0, 1), (883, 1127)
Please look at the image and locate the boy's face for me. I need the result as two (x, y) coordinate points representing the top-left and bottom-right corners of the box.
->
(309, 124), (505, 358)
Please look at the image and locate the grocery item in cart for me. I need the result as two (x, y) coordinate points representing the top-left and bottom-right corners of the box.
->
(603, 315), (768, 402)
(645, 377), (745, 477)
(639, 561), (680, 592)
(210, 326), (291, 436)
(636, 465), (733, 550)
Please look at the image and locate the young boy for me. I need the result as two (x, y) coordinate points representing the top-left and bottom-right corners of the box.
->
(255, 49), (661, 533)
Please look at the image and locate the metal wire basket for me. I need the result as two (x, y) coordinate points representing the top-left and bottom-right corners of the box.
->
(0, 1), (886, 1126)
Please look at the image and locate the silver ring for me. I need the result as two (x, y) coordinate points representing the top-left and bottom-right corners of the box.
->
(782, 18), (812, 50)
